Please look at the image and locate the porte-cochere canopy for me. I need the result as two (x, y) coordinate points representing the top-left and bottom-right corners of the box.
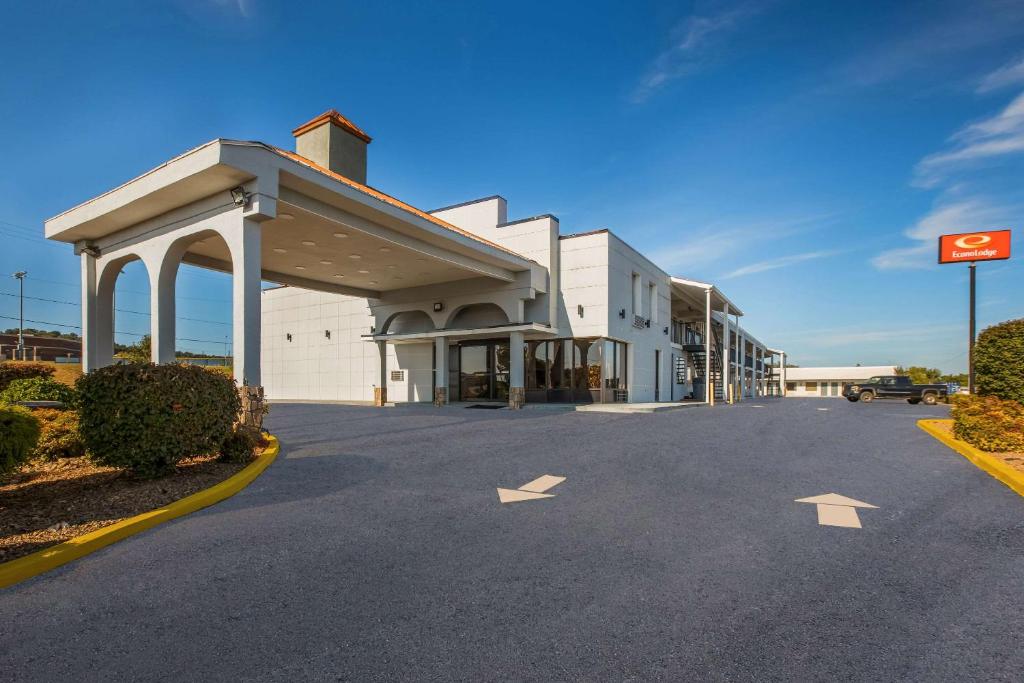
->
(45, 136), (544, 386)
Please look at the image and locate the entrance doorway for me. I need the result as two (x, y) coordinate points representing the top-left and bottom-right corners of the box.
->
(452, 340), (509, 401)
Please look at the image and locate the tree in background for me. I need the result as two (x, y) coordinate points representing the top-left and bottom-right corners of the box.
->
(974, 318), (1024, 404)
(894, 366), (944, 384)
(117, 335), (151, 364)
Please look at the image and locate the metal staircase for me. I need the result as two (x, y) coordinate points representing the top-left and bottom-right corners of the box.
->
(684, 323), (725, 402)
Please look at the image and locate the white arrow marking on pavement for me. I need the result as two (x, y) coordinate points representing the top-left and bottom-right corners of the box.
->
(795, 493), (878, 528)
(497, 475), (566, 504)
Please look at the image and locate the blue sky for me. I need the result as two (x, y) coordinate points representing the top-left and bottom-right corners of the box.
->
(1, 0), (1023, 371)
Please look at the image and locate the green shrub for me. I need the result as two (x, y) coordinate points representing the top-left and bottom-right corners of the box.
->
(32, 409), (86, 460)
(0, 362), (55, 392)
(952, 394), (1024, 453)
(0, 377), (77, 405)
(219, 425), (262, 463)
(975, 318), (1024, 405)
(76, 363), (240, 478)
(0, 405), (42, 476)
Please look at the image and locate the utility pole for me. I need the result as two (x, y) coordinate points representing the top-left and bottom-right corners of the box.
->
(12, 271), (26, 361)
(968, 262), (976, 395)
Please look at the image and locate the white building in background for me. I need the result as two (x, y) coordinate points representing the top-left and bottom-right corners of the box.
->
(45, 109), (782, 407)
(782, 366), (897, 398)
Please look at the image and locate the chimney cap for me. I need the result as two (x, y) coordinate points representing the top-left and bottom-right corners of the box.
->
(292, 109), (372, 143)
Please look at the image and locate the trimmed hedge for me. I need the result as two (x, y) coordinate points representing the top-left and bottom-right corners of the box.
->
(0, 377), (77, 405)
(77, 363), (240, 478)
(0, 405), (41, 476)
(32, 409), (86, 460)
(0, 362), (55, 392)
(952, 394), (1024, 453)
(975, 318), (1024, 405)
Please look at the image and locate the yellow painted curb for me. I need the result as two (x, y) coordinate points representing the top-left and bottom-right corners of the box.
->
(918, 419), (1024, 498)
(0, 435), (280, 590)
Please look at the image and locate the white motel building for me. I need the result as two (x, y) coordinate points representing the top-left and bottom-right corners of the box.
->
(782, 366), (897, 398)
(45, 110), (785, 408)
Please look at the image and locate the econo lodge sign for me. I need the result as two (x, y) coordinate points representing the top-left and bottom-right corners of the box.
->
(937, 229), (1012, 264)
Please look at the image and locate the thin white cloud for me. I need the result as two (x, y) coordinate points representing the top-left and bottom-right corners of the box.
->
(632, 3), (760, 102)
(871, 198), (1012, 270)
(915, 92), (1024, 186)
(831, 3), (1024, 88)
(774, 322), (962, 348)
(978, 55), (1024, 93)
(724, 250), (841, 278)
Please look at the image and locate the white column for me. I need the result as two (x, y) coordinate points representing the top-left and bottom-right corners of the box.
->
(149, 251), (178, 364)
(227, 218), (262, 386)
(704, 288), (712, 404)
(80, 251), (99, 372)
(738, 333), (746, 398)
(721, 303), (730, 403)
(434, 336), (448, 406)
(781, 352), (787, 397)
(509, 330), (525, 409)
(375, 340), (387, 406)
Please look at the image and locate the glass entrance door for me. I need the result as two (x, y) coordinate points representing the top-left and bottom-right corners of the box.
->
(457, 341), (509, 401)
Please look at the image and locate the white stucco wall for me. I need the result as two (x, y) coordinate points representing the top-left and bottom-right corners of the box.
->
(604, 233), (674, 402)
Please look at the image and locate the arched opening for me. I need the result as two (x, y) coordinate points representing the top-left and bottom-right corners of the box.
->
(382, 310), (435, 335)
(165, 230), (235, 376)
(96, 254), (151, 366)
(447, 303), (509, 330)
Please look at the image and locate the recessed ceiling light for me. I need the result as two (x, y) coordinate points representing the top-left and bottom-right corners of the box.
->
(333, 232), (348, 238)
(273, 248), (287, 254)
(348, 254), (361, 260)
(319, 260), (332, 265)
(279, 213), (294, 221)
(368, 280), (379, 285)
(393, 276), (404, 280)
(295, 265), (306, 270)
(378, 247), (391, 253)
(357, 269), (370, 274)
(301, 240), (316, 246)
(386, 264), (397, 269)
(332, 274), (345, 278)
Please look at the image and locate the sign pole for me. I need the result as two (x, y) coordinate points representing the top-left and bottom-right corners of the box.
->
(968, 262), (976, 395)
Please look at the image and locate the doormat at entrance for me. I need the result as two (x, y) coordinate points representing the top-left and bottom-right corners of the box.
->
(466, 403), (506, 409)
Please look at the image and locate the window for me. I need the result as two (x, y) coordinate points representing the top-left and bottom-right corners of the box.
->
(632, 273), (641, 314)
(648, 283), (657, 322)
(804, 382), (818, 391)
(786, 381), (796, 391)
(819, 382), (827, 396)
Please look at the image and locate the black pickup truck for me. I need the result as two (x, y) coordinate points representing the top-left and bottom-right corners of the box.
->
(844, 375), (948, 405)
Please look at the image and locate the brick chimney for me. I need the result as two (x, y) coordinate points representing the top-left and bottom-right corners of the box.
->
(292, 109), (372, 184)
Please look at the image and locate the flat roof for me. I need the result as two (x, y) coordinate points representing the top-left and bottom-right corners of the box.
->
(784, 366), (897, 381)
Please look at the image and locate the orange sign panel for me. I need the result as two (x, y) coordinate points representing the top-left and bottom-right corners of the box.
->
(938, 229), (1012, 264)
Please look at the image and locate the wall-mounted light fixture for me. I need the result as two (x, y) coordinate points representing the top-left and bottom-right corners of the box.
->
(370, 325), (376, 334)
(230, 186), (250, 207)
(80, 244), (101, 258)
(618, 309), (626, 319)
(286, 333), (292, 342)
(577, 304), (584, 318)
(663, 327), (669, 335)
(324, 330), (331, 339)
(433, 302), (444, 312)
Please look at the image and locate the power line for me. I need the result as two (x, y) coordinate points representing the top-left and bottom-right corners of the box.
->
(0, 290), (231, 325)
(0, 314), (232, 346)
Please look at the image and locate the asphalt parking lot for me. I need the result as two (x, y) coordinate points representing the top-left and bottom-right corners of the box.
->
(2, 398), (1023, 681)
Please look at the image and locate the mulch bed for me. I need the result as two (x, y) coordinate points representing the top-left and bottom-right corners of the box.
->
(932, 420), (1024, 474)
(0, 453), (256, 564)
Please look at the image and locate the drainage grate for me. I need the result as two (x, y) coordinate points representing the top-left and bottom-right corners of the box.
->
(465, 403), (505, 410)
